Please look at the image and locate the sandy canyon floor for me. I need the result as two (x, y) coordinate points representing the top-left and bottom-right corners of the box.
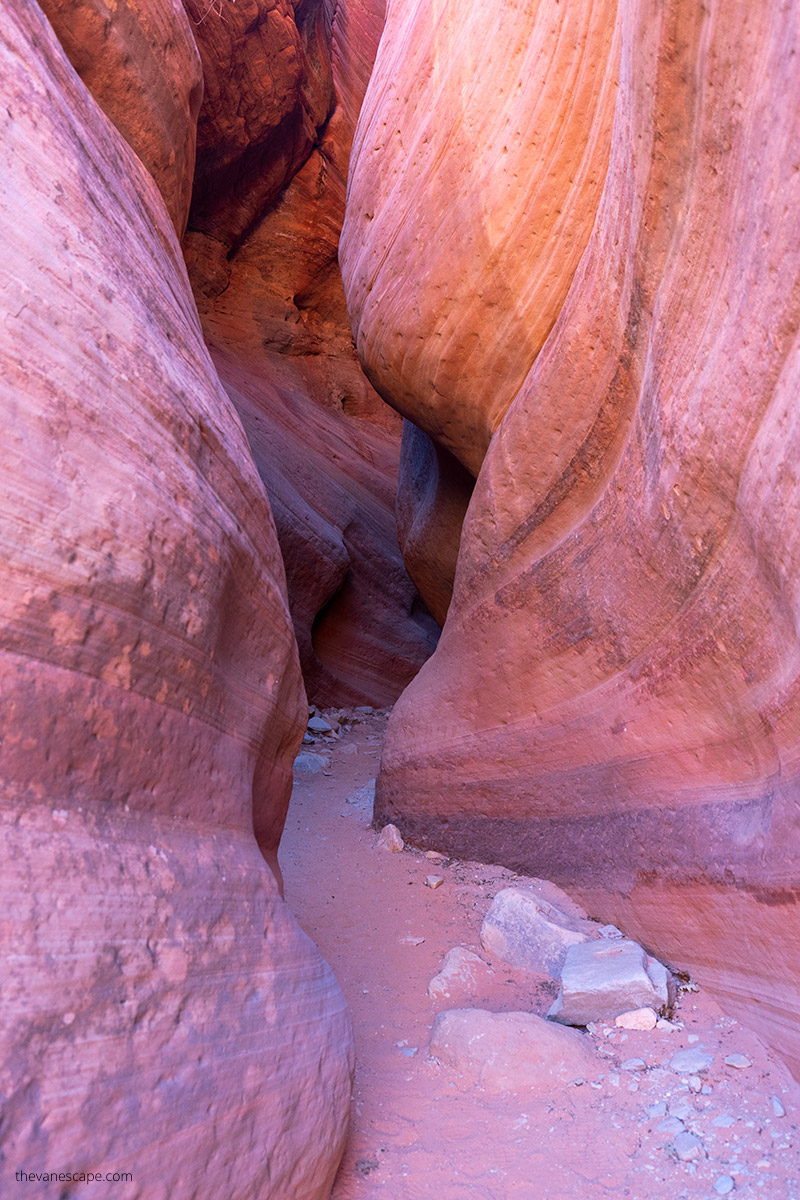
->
(280, 710), (800, 1200)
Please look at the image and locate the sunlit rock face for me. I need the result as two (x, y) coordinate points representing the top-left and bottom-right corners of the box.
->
(368, 0), (800, 1075)
(184, 0), (437, 705)
(39, 0), (202, 235)
(340, 0), (620, 478)
(0, 5), (352, 1195)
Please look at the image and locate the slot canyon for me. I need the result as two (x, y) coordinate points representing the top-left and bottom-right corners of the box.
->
(1, 0), (799, 1197)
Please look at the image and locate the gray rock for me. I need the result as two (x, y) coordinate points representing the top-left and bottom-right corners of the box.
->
(669, 1048), (714, 1074)
(307, 715), (333, 734)
(429, 1008), (596, 1092)
(724, 1053), (751, 1069)
(293, 751), (328, 774)
(671, 1130), (705, 1162)
(355, 705), (374, 715)
(621, 1058), (647, 1072)
(480, 888), (593, 977)
(771, 1095), (786, 1118)
(657, 1116), (686, 1137)
(646, 1101), (668, 1118)
(712, 1113), (736, 1128)
(714, 1178), (735, 1196)
(548, 939), (674, 1026)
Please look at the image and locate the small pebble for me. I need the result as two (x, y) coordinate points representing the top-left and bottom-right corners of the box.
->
(670, 1048), (714, 1074)
(656, 1018), (679, 1031)
(647, 1101), (668, 1118)
(714, 1176), (735, 1196)
(671, 1130), (705, 1162)
(400, 936), (425, 946)
(400, 1046), (418, 1058)
(713, 1113), (736, 1128)
(377, 824), (404, 853)
(621, 1058), (647, 1072)
(424, 875), (444, 889)
(688, 1074), (702, 1093)
(657, 1117), (686, 1137)
(424, 851), (444, 860)
(616, 1007), (658, 1031)
(724, 1053), (752, 1070)
(771, 1095), (786, 1118)
(688, 1034), (700, 1044)
(701, 1084), (714, 1095)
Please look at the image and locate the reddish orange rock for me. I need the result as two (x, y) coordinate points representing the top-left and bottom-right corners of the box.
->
(340, 0), (620, 477)
(184, 0), (435, 702)
(0, 5), (351, 1194)
(375, 0), (800, 1077)
(40, 0), (202, 235)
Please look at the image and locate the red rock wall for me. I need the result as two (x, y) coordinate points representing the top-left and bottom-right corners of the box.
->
(0, 4), (352, 1194)
(340, 0), (620, 477)
(39, 0), (202, 235)
(184, 0), (437, 704)
(358, 0), (800, 1075)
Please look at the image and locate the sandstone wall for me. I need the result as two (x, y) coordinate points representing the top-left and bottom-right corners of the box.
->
(0, 4), (352, 1194)
(39, 0), (202, 235)
(359, 0), (800, 1075)
(184, 0), (438, 704)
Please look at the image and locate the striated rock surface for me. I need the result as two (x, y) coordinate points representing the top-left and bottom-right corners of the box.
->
(40, 0), (202, 235)
(373, 0), (800, 1076)
(0, 5), (352, 1195)
(183, 0), (335, 250)
(185, 0), (437, 704)
(340, 0), (620, 476)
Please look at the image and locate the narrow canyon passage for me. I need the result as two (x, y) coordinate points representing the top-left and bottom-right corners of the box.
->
(280, 712), (800, 1200)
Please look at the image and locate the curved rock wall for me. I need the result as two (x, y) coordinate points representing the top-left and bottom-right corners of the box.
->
(368, 0), (800, 1075)
(340, 0), (620, 477)
(185, 0), (438, 703)
(39, 0), (202, 235)
(0, 4), (352, 1194)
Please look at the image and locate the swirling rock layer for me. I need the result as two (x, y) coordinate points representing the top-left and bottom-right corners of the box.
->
(340, 0), (620, 476)
(374, 0), (800, 1075)
(0, 4), (352, 1194)
(186, 0), (437, 702)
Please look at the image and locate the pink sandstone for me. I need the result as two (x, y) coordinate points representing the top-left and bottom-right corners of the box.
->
(0, 3), (352, 1194)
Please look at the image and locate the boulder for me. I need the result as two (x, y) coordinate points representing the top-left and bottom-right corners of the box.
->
(548, 941), (674, 1027)
(427, 948), (494, 1000)
(480, 887), (594, 978)
(294, 752), (329, 775)
(430, 1009), (596, 1092)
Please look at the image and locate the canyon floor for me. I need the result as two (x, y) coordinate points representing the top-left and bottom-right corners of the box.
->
(279, 711), (800, 1200)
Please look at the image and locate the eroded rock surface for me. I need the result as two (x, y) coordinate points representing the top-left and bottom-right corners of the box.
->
(184, 0), (435, 704)
(371, 0), (800, 1076)
(341, 0), (620, 476)
(0, 5), (352, 1194)
(40, 0), (202, 234)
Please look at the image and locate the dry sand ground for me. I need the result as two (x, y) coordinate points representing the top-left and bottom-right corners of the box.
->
(280, 711), (800, 1200)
